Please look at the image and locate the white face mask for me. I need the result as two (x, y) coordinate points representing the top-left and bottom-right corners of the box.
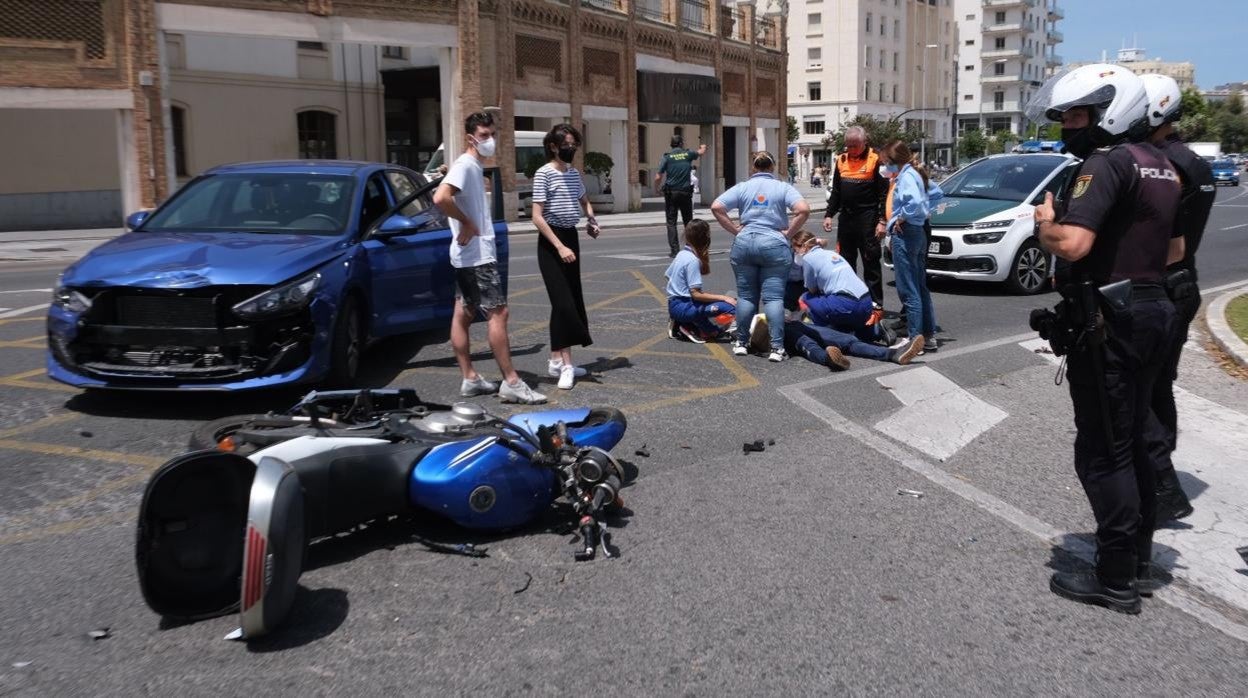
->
(879, 165), (890, 178)
(474, 136), (497, 158)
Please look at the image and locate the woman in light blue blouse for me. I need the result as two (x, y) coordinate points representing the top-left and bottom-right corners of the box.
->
(880, 140), (942, 357)
(711, 151), (811, 361)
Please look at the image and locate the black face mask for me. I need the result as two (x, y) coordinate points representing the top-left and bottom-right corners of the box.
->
(557, 146), (576, 164)
(1061, 127), (1096, 158)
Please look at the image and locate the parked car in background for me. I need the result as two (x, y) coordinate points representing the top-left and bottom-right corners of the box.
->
(884, 153), (1079, 295)
(426, 131), (546, 216)
(1211, 159), (1241, 186)
(47, 160), (508, 391)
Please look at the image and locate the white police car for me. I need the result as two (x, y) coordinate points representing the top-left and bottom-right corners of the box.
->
(887, 153), (1079, 295)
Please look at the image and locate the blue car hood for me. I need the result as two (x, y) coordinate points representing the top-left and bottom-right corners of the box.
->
(62, 231), (349, 288)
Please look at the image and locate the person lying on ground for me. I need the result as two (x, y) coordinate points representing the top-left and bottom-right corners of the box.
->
(747, 314), (918, 370)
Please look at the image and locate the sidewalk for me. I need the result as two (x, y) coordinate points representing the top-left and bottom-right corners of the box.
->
(0, 181), (830, 260)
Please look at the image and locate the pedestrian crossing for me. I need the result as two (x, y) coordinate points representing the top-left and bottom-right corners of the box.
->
(782, 332), (1248, 639)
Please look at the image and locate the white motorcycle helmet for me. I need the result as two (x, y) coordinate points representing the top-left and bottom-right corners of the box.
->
(1025, 63), (1151, 149)
(1140, 74), (1183, 128)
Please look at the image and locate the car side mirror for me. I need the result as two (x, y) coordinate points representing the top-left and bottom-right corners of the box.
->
(373, 213), (427, 238)
(126, 211), (150, 230)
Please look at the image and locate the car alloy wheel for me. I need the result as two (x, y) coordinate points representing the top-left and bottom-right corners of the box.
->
(1007, 239), (1049, 295)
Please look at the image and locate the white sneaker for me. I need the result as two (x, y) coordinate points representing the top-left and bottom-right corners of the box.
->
(547, 359), (587, 378)
(732, 341), (748, 356)
(460, 375), (498, 397)
(557, 364), (575, 390)
(768, 348), (788, 363)
(499, 379), (547, 404)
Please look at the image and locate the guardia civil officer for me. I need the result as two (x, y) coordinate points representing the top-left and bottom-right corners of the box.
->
(1139, 74), (1218, 523)
(1029, 64), (1185, 614)
(654, 134), (708, 257)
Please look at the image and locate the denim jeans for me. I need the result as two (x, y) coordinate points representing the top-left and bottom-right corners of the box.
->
(802, 292), (876, 342)
(668, 297), (736, 338)
(730, 230), (792, 350)
(890, 222), (936, 339)
(785, 321), (890, 365)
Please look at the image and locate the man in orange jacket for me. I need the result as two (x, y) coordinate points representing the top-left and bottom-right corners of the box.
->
(821, 126), (890, 318)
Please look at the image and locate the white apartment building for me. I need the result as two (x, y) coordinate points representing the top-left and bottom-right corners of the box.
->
(787, 0), (957, 175)
(1068, 47), (1196, 91)
(955, 0), (1064, 139)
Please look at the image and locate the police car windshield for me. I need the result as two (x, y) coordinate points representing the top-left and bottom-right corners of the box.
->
(939, 155), (1067, 202)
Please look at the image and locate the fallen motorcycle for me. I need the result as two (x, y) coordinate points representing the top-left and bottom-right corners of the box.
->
(136, 389), (630, 640)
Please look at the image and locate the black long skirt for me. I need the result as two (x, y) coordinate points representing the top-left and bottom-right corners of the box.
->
(538, 224), (593, 351)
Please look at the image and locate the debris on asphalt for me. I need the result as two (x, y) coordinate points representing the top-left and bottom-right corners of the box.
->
(879, 594), (900, 602)
(87, 627), (111, 640)
(1033, 345), (1054, 355)
(77, 429), (93, 438)
(12, 661), (32, 669)
(896, 488), (925, 499)
(513, 572), (534, 595)
(767, 439), (776, 446)
(743, 440), (766, 454)
(679, 444), (691, 449)
(1237, 544), (1248, 566)
(634, 444), (651, 458)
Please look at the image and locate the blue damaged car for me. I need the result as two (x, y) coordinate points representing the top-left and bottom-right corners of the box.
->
(47, 161), (508, 391)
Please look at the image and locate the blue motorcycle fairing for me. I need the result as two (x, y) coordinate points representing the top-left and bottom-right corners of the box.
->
(506, 409), (591, 433)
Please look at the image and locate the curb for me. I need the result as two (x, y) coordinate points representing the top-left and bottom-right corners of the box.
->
(1206, 288), (1248, 370)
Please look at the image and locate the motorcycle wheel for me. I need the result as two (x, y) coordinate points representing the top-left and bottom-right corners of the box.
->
(188, 414), (341, 454)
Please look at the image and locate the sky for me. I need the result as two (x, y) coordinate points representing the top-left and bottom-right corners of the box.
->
(1058, 0), (1247, 89)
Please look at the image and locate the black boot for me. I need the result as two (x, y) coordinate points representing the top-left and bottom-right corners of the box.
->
(1050, 571), (1142, 614)
(1135, 562), (1155, 598)
(1155, 468), (1194, 522)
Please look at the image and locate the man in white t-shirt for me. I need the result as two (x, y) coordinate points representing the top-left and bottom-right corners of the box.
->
(433, 111), (546, 404)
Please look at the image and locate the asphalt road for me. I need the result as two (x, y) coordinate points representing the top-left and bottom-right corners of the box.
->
(1, 184), (1247, 694)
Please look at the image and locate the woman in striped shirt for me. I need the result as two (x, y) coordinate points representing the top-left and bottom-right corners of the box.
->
(532, 123), (600, 390)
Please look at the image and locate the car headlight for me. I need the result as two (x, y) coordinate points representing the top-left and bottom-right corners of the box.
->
(231, 272), (321, 320)
(52, 285), (93, 313)
(971, 219), (1014, 230)
(964, 230), (1007, 244)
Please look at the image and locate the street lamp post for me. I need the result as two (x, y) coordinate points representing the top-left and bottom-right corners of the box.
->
(921, 43), (938, 164)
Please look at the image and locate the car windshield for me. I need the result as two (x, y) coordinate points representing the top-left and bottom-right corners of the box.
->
(1211, 160), (1234, 169)
(141, 173), (356, 235)
(938, 155), (1066, 202)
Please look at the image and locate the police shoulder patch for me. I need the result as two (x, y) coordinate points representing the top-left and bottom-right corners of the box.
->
(1072, 175), (1093, 198)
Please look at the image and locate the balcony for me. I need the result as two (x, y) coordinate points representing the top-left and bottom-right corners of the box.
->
(755, 16), (780, 49)
(982, 73), (1026, 85)
(982, 46), (1034, 61)
(581, 0), (626, 13)
(720, 6), (748, 43)
(982, 22), (1026, 34)
(635, 0), (670, 23)
(679, 0), (711, 34)
(983, 0), (1036, 8)
(1048, 3), (1065, 20)
(1046, 53), (1063, 66)
(1046, 29), (1062, 44)
(988, 101), (1024, 113)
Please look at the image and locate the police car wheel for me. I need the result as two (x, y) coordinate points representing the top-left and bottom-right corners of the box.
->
(1005, 238), (1050, 295)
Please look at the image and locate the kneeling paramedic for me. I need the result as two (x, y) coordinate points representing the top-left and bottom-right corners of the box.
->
(1028, 64), (1184, 614)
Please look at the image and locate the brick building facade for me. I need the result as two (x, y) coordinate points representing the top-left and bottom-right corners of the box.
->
(0, 0), (786, 227)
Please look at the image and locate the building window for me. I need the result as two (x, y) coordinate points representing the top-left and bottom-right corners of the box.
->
(382, 45), (405, 59)
(965, 39), (974, 46)
(994, 92), (1005, 110)
(965, 13), (974, 20)
(638, 124), (647, 162)
(893, 52), (899, 71)
(297, 110), (337, 160)
(995, 37), (1006, 49)
(878, 82), (885, 101)
(964, 64), (974, 71)
(808, 47), (822, 68)
(963, 94), (973, 101)
(808, 13), (822, 31)
(297, 41), (327, 51)
(994, 62), (1006, 76)
(804, 120), (826, 136)
(894, 19), (900, 39)
(865, 12), (872, 33)
(879, 51), (886, 69)
(864, 80), (871, 100)
(864, 46), (872, 68)
(892, 84), (898, 103)
(808, 82), (822, 101)
(994, 11), (1006, 23)
(171, 105), (188, 177)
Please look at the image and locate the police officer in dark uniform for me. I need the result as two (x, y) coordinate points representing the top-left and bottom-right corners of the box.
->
(1140, 74), (1218, 523)
(1029, 64), (1185, 614)
(654, 134), (708, 257)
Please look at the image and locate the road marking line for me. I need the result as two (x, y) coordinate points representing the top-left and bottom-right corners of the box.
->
(0, 288), (51, 295)
(1221, 223), (1248, 231)
(0, 304), (44, 319)
(0, 334), (44, 349)
(780, 384), (1248, 644)
(873, 367), (1008, 461)
(0, 439), (162, 468)
(0, 413), (78, 440)
(0, 316), (41, 327)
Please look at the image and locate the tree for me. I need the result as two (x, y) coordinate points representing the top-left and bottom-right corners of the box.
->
(786, 116), (800, 144)
(987, 130), (1015, 155)
(1177, 87), (1215, 141)
(1037, 123), (1062, 140)
(1214, 108), (1248, 152)
(1227, 90), (1244, 116)
(958, 128), (987, 160)
(823, 114), (926, 154)
(583, 151), (614, 194)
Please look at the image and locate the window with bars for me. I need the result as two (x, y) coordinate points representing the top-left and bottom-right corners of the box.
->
(804, 120), (826, 135)
(297, 111), (337, 160)
(808, 82), (822, 101)
(382, 45), (405, 59)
